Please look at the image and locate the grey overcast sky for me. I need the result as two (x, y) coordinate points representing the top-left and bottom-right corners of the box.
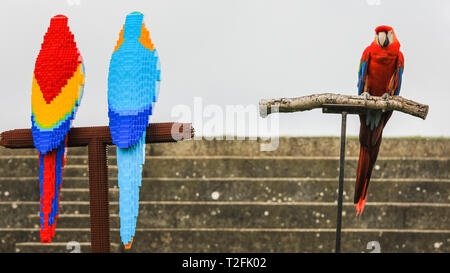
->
(1, 0), (449, 136)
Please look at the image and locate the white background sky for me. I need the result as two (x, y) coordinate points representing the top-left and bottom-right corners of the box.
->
(1, 0), (449, 137)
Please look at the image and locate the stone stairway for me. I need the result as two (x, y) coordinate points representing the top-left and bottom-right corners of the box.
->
(0, 137), (448, 253)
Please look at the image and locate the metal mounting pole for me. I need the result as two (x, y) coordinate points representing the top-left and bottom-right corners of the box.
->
(335, 112), (347, 253)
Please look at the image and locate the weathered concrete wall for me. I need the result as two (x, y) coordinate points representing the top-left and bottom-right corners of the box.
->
(0, 137), (448, 253)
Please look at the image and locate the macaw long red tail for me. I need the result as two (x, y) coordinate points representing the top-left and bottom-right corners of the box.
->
(38, 138), (67, 243)
(354, 111), (392, 215)
(354, 145), (375, 215)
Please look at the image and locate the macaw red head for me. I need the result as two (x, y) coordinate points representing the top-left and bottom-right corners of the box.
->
(373, 25), (400, 49)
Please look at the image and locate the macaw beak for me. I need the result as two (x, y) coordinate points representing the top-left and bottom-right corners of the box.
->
(377, 31), (390, 48)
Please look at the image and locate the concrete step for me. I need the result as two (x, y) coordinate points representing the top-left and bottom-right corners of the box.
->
(1, 157), (449, 179)
(1, 201), (449, 230)
(1, 229), (448, 253)
(1, 177), (448, 203)
(1, 137), (449, 157)
(143, 137), (450, 158)
(14, 242), (122, 253)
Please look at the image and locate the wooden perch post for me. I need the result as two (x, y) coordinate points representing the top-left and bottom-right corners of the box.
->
(0, 122), (194, 253)
(259, 93), (429, 120)
(258, 92), (428, 253)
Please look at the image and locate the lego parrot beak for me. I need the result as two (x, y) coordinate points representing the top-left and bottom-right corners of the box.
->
(376, 31), (392, 48)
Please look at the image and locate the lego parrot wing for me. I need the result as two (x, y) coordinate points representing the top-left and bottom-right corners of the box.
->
(108, 12), (161, 149)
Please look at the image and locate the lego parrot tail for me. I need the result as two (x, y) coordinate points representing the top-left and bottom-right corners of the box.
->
(117, 131), (146, 249)
(38, 136), (67, 243)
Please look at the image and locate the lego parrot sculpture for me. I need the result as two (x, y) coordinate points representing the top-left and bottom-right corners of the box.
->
(108, 11), (161, 248)
(355, 25), (404, 215)
(31, 15), (85, 243)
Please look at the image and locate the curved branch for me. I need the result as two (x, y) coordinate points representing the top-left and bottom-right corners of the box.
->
(259, 93), (429, 120)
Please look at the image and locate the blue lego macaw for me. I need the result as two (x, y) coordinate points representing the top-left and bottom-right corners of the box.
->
(107, 11), (161, 248)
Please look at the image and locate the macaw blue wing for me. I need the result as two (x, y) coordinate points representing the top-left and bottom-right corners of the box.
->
(393, 52), (404, 96)
(357, 47), (370, 95)
(393, 67), (402, 96)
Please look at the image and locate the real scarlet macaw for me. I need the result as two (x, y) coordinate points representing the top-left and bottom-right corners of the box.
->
(355, 25), (404, 215)
(31, 15), (85, 243)
(107, 11), (161, 249)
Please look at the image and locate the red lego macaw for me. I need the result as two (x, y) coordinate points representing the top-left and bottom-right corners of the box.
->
(31, 15), (85, 243)
(355, 25), (404, 215)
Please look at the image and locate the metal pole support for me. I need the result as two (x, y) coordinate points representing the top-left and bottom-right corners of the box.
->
(335, 112), (347, 253)
(322, 104), (366, 253)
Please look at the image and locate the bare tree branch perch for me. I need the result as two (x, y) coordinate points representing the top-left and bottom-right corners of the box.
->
(259, 93), (429, 120)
